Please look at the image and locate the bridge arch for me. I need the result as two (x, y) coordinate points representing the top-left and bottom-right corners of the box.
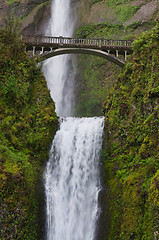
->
(22, 35), (133, 68)
(38, 48), (125, 68)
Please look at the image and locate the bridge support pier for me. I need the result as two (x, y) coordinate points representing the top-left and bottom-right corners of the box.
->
(99, 38), (102, 48)
(116, 50), (119, 58)
(33, 46), (36, 56)
(59, 36), (63, 46)
(125, 51), (127, 61)
(41, 47), (44, 54)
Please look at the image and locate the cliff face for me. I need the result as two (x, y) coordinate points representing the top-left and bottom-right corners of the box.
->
(103, 24), (159, 240)
(0, 0), (159, 239)
(75, 0), (158, 117)
(0, 29), (57, 239)
(76, 1), (159, 239)
(78, 0), (159, 26)
(21, 0), (51, 35)
(0, 0), (51, 35)
(1, 0), (158, 36)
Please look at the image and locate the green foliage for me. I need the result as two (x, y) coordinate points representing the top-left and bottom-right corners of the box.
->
(103, 24), (159, 239)
(75, 54), (119, 117)
(74, 22), (138, 117)
(114, 5), (140, 23)
(75, 19), (157, 117)
(133, 24), (159, 52)
(75, 23), (126, 39)
(75, 25), (98, 39)
(75, 21), (156, 41)
(106, 0), (135, 6)
(0, 29), (57, 239)
(106, 0), (140, 23)
(3, 14), (22, 37)
(75, 6), (158, 239)
(7, 0), (16, 4)
(90, 0), (104, 6)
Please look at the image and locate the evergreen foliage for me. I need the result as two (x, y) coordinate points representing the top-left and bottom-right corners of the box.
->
(103, 24), (159, 240)
(0, 29), (57, 239)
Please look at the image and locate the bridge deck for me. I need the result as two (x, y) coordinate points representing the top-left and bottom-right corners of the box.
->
(21, 35), (133, 51)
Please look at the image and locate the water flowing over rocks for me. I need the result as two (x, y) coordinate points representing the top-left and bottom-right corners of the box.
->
(45, 117), (104, 240)
(43, 0), (105, 239)
(43, 0), (78, 116)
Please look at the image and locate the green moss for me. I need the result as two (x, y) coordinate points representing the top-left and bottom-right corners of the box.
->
(106, 0), (135, 5)
(114, 5), (140, 23)
(103, 24), (159, 239)
(106, 0), (140, 23)
(0, 29), (57, 239)
(7, 0), (49, 4)
(149, 169), (159, 207)
(75, 23), (127, 39)
(90, 0), (104, 7)
(7, 0), (16, 4)
(75, 55), (120, 117)
(75, 20), (157, 117)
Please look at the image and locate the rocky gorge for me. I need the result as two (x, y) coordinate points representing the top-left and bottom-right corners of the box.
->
(0, 0), (159, 239)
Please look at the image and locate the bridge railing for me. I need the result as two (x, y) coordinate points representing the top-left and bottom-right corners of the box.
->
(21, 35), (132, 49)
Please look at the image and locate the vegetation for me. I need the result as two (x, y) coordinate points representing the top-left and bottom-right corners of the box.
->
(106, 0), (135, 5)
(7, 0), (15, 4)
(1, 0), (159, 238)
(76, 3), (159, 235)
(75, 21), (156, 40)
(75, 20), (156, 117)
(7, 0), (49, 4)
(103, 24), (159, 239)
(0, 28), (57, 239)
(90, 0), (140, 23)
(75, 54), (119, 117)
(75, 23), (126, 39)
(90, 0), (104, 7)
(106, 0), (140, 23)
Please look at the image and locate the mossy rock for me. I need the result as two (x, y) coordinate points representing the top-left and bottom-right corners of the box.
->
(0, 29), (57, 239)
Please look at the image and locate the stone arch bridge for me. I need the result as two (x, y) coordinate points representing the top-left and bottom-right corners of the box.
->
(21, 35), (133, 68)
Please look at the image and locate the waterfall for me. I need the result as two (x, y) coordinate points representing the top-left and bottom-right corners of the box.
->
(43, 0), (105, 239)
(43, 0), (77, 116)
(45, 117), (104, 240)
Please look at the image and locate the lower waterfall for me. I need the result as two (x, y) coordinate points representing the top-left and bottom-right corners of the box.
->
(45, 117), (104, 240)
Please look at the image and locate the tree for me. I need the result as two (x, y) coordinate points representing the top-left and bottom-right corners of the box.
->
(4, 13), (22, 38)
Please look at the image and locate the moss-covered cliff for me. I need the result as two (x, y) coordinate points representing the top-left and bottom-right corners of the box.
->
(0, 0), (51, 35)
(76, 2), (159, 238)
(103, 24), (159, 240)
(1, 0), (159, 239)
(0, 29), (57, 239)
(75, 0), (158, 117)
(78, 0), (159, 26)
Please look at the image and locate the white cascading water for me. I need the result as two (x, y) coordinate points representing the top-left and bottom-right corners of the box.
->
(45, 117), (104, 240)
(44, 0), (105, 239)
(43, 0), (77, 116)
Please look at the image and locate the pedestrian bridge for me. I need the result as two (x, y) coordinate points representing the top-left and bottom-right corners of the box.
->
(21, 35), (133, 68)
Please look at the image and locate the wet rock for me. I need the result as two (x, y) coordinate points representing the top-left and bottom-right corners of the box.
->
(125, 0), (159, 25)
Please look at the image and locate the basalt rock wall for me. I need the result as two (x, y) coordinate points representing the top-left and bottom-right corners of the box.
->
(0, 0), (51, 35)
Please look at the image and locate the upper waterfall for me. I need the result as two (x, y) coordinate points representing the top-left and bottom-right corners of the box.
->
(43, 0), (78, 117)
